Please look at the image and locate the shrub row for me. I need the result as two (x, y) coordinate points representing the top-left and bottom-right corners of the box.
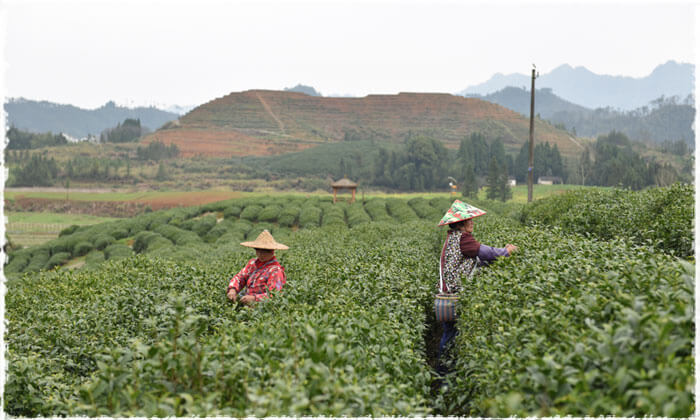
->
(435, 214), (694, 417)
(519, 183), (694, 257)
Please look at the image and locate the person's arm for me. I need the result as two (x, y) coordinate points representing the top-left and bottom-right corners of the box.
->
(478, 243), (518, 265)
(248, 266), (286, 302)
(228, 259), (255, 294)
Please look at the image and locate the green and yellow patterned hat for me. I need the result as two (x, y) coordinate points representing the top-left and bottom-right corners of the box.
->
(437, 200), (486, 226)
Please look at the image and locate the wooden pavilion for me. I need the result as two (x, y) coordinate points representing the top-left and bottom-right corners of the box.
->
(331, 178), (358, 203)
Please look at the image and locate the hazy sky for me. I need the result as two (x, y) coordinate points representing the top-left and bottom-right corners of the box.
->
(2, 0), (696, 109)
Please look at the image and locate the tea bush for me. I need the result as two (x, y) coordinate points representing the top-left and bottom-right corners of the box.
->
(519, 183), (693, 257)
(5, 222), (441, 417)
(434, 214), (694, 417)
(259, 204), (282, 223)
(4, 190), (693, 417)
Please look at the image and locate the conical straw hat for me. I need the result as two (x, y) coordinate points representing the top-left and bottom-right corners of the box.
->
(240, 230), (289, 250)
(437, 200), (486, 226)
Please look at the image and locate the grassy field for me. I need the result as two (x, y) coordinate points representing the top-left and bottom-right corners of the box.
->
(6, 212), (120, 248)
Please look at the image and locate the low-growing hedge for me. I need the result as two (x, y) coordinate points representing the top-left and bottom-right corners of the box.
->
(278, 206), (301, 227)
(44, 252), (71, 270)
(346, 203), (371, 227)
(364, 199), (392, 222)
(240, 205), (263, 222)
(103, 244), (133, 261)
(519, 183), (694, 257)
(386, 198), (418, 222)
(155, 225), (202, 246)
(299, 204), (322, 228)
(258, 205), (282, 223)
(191, 214), (218, 237)
(435, 214), (694, 417)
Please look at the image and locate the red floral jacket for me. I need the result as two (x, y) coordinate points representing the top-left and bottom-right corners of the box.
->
(227, 257), (286, 301)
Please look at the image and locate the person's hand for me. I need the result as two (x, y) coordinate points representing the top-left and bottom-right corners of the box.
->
(226, 288), (237, 301)
(239, 295), (256, 306)
(506, 244), (518, 255)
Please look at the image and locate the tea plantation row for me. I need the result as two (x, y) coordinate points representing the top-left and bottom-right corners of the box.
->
(4, 195), (454, 276)
(4, 189), (694, 416)
(437, 215), (694, 416)
(5, 222), (444, 416)
(519, 183), (694, 257)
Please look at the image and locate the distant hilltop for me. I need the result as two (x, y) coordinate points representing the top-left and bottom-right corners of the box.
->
(459, 60), (694, 111)
(4, 98), (179, 139)
(145, 89), (578, 158)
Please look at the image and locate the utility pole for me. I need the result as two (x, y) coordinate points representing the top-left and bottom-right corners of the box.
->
(528, 65), (537, 203)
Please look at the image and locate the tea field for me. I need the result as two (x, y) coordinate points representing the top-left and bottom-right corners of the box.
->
(3, 184), (694, 416)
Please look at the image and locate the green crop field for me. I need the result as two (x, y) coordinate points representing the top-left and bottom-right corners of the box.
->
(4, 184), (694, 417)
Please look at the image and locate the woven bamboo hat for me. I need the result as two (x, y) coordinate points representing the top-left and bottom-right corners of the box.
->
(437, 200), (486, 226)
(240, 230), (289, 250)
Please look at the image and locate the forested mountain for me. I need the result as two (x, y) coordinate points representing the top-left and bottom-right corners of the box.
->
(477, 87), (694, 146)
(4, 98), (179, 139)
(459, 61), (694, 111)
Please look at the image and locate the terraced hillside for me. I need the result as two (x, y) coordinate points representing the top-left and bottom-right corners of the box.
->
(145, 90), (579, 158)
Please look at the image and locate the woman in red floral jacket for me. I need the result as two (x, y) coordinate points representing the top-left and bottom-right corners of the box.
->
(226, 230), (288, 306)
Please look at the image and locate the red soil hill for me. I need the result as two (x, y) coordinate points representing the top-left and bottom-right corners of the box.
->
(143, 90), (580, 158)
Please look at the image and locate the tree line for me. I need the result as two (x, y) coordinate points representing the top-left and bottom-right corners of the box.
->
(6, 139), (180, 187)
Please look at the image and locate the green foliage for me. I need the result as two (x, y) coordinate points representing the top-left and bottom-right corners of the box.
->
(407, 197), (439, 219)
(386, 199), (418, 222)
(100, 118), (143, 143)
(364, 199), (392, 222)
(373, 136), (449, 191)
(6, 126), (68, 149)
(59, 225), (81, 237)
(191, 214), (218, 237)
(278, 205), (301, 227)
(223, 205), (242, 219)
(320, 203), (345, 227)
(85, 250), (105, 266)
(103, 244), (133, 260)
(240, 205), (263, 222)
(5, 222), (440, 417)
(435, 215), (694, 417)
(514, 140), (566, 183)
(154, 224), (202, 246)
(346, 203), (371, 227)
(519, 183), (694, 257)
(259, 205), (282, 223)
(298, 204), (322, 228)
(3, 193), (694, 417)
(72, 241), (94, 257)
(9, 153), (60, 187)
(5, 249), (32, 273)
(136, 140), (179, 161)
(45, 252), (71, 270)
(92, 234), (116, 251)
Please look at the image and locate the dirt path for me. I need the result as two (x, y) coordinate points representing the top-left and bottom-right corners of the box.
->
(256, 92), (287, 135)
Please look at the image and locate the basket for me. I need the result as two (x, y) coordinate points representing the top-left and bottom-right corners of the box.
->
(434, 293), (459, 322)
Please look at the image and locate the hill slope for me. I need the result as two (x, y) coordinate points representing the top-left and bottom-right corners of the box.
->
(460, 61), (694, 111)
(146, 90), (580, 158)
(4, 98), (179, 138)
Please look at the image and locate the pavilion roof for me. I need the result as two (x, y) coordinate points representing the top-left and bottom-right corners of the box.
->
(331, 178), (358, 188)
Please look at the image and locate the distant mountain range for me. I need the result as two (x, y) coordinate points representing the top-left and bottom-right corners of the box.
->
(4, 98), (179, 139)
(459, 60), (694, 111)
(478, 86), (694, 145)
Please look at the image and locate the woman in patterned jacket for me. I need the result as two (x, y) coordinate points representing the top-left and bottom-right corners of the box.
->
(436, 200), (518, 374)
(226, 230), (288, 306)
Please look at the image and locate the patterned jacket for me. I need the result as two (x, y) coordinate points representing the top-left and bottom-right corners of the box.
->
(228, 257), (286, 302)
(438, 230), (478, 294)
